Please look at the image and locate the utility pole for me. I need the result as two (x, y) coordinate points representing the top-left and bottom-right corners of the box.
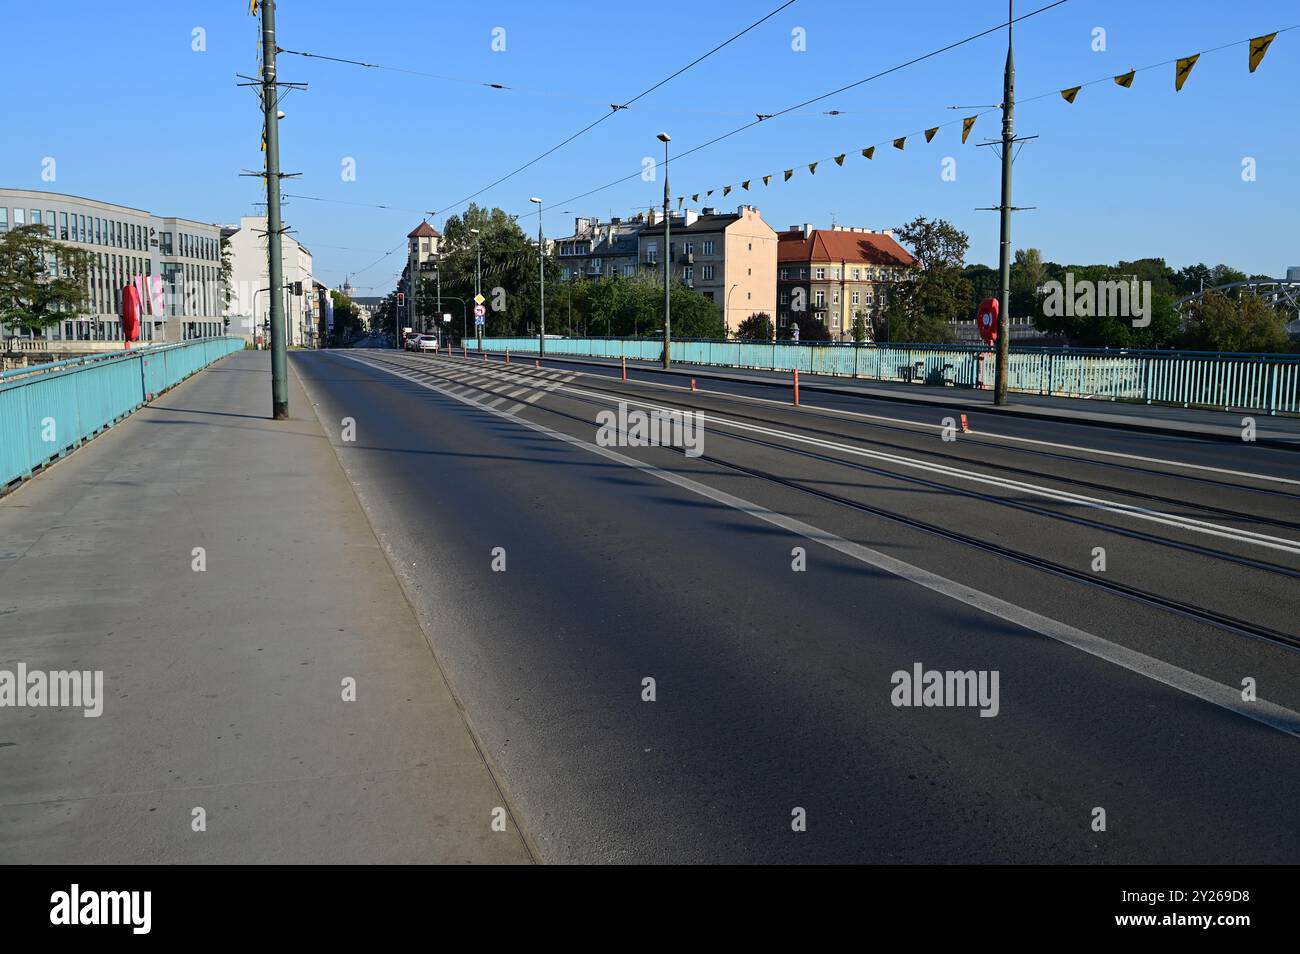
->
(530, 197), (544, 354)
(261, 0), (289, 419)
(994, 1), (1014, 405)
(658, 132), (672, 368)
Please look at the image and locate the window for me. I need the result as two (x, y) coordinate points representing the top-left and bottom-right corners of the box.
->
(160, 232), (173, 255)
(815, 267), (825, 280)
(852, 268), (861, 280)
(851, 291), (860, 306)
(0, 208), (7, 233)
(30, 210), (41, 226)
(645, 242), (657, 263)
(13, 209), (25, 228)
(832, 268), (840, 279)
(832, 290), (839, 304)
(684, 243), (694, 255)
(47, 211), (56, 238)
(684, 267), (693, 281)
(814, 291), (826, 308)
(778, 291), (788, 305)
(702, 264), (714, 280)
(799, 268), (807, 279)
(702, 240), (714, 255)
(779, 268), (788, 280)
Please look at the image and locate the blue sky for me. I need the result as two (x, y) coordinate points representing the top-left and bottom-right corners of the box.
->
(3, 0), (1296, 293)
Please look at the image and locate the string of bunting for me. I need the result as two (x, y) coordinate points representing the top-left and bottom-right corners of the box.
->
(674, 27), (1289, 209)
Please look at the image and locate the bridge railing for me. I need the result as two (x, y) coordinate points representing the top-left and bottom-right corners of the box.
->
(464, 337), (1300, 415)
(1, 337), (245, 489)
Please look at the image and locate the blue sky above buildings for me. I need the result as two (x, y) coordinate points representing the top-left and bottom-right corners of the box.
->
(4, 0), (1295, 292)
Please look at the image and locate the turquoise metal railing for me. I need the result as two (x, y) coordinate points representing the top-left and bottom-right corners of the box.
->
(1, 337), (245, 488)
(465, 337), (1300, 415)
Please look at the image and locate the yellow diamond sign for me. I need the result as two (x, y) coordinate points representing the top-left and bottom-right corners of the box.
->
(473, 293), (486, 306)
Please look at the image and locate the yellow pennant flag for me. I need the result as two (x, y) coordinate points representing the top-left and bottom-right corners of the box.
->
(249, 0), (259, 14)
(1060, 86), (1081, 104)
(261, 129), (266, 152)
(1249, 33), (1276, 73)
(723, 185), (732, 196)
(961, 116), (977, 144)
(762, 175), (771, 186)
(862, 146), (875, 160)
(1175, 54), (1199, 92)
(1114, 69), (1135, 88)
(741, 180), (750, 190)
(924, 127), (938, 143)
(808, 162), (818, 175)
(784, 169), (794, 181)
(893, 137), (906, 150)
(833, 154), (846, 166)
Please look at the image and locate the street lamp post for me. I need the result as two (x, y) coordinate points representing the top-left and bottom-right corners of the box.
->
(470, 227), (482, 348)
(530, 197), (544, 354)
(658, 132), (672, 368)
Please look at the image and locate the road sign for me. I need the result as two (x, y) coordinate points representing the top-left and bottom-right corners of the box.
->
(475, 316), (486, 327)
(474, 304), (486, 317)
(473, 293), (486, 306)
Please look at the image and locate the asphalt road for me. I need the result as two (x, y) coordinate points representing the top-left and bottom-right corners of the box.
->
(293, 347), (1300, 864)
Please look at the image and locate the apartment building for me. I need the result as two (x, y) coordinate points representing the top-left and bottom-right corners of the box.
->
(638, 205), (777, 334)
(0, 188), (227, 342)
(555, 215), (647, 280)
(776, 224), (916, 340)
(222, 215), (316, 346)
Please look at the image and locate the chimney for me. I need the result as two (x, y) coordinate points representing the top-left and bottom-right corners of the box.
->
(611, 216), (621, 224)
(701, 206), (714, 215)
(683, 209), (698, 227)
(881, 228), (894, 238)
(802, 223), (813, 238)
(647, 209), (658, 226)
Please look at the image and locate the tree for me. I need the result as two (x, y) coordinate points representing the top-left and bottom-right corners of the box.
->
(1010, 247), (1045, 318)
(0, 224), (95, 335)
(1179, 292), (1290, 353)
(736, 312), (773, 340)
(849, 310), (870, 343)
(789, 311), (831, 341)
(888, 216), (973, 340)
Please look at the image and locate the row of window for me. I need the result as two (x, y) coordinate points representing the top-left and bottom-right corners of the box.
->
(0, 206), (218, 260)
(779, 265), (906, 282)
(779, 288), (892, 309)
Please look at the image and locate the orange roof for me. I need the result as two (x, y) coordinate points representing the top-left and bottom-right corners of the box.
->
(408, 221), (441, 238)
(777, 228), (914, 267)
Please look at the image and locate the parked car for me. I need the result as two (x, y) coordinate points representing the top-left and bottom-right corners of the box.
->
(412, 334), (440, 352)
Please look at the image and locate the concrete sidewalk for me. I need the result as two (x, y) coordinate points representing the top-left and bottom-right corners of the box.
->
(515, 352), (1300, 448)
(0, 349), (531, 863)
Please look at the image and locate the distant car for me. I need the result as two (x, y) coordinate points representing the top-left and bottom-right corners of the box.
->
(413, 334), (440, 352)
(402, 331), (421, 350)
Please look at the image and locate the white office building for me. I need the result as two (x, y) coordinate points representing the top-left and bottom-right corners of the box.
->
(221, 216), (316, 347)
(0, 188), (227, 342)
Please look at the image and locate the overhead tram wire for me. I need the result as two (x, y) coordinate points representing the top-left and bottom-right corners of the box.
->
(428, 0), (799, 217)
(511, 0), (1070, 220)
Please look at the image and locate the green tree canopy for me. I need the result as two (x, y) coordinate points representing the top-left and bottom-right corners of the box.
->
(0, 224), (95, 334)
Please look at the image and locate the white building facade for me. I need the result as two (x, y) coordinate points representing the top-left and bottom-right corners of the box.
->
(222, 215), (316, 347)
(0, 188), (227, 342)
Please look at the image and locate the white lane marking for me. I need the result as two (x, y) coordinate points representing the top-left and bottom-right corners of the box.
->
(505, 402), (525, 415)
(496, 356), (1300, 488)
(483, 396), (507, 409)
(507, 387), (531, 399)
(338, 351), (1300, 739)
(396, 355), (1300, 553)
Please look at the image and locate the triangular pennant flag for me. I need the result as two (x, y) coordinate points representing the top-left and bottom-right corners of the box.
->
(691, 194), (699, 203)
(961, 116), (977, 144)
(1114, 69), (1135, 88)
(1060, 86), (1081, 104)
(784, 169), (794, 181)
(808, 162), (818, 175)
(1175, 54), (1199, 92)
(706, 190), (713, 198)
(261, 129), (266, 152)
(833, 154), (846, 166)
(893, 137), (906, 150)
(762, 175), (771, 186)
(677, 197), (683, 209)
(249, 0), (259, 14)
(1250, 33), (1277, 73)
(741, 180), (750, 190)
(862, 147), (875, 160)
(924, 127), (938, 143)
(723, 185), (732, 196)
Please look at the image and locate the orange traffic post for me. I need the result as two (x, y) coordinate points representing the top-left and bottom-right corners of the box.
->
(621, 355), (627, 381)
(793, 368), (800, 406)
(691, 378), (697, 392)
(960, 413), (970, 433)
(506, 350), (511, 365)
(535, 359), (540, 369)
